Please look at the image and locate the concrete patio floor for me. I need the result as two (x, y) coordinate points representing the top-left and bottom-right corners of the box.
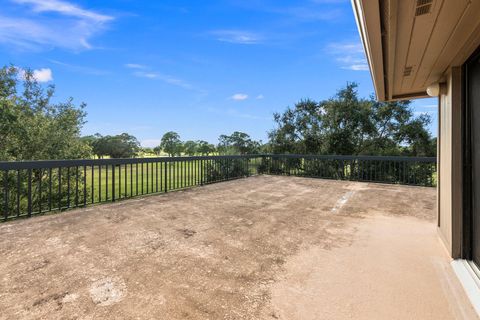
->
(0, 175), (476, 319)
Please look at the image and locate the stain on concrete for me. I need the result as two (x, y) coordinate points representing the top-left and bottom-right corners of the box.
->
(89, 277), (126, 306)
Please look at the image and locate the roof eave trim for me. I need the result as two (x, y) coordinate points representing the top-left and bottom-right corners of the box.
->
(352, 0), (386, 101)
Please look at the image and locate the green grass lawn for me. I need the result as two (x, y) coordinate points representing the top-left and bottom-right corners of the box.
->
(85, 161), (203, 203)
(84, 159), (261, 203)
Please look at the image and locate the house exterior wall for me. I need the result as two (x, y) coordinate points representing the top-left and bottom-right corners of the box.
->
(438, 67), (463, 258)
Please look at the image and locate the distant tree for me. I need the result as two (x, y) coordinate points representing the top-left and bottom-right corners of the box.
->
(153, 146), (162, 156)
(218, 131), (261, 155)
(0, 65), (90, 161)
(87, 133), (140, 158)
(269, 83), (435, 156)
(141, 147), (154, 155)
(183, 140), (198, 156)
(160, 131), (182, 156)
(81, 133), (103, 158)
(197, 140), (216, 155)
(80, 135), (98, 151)
(109, 133), (140, 158)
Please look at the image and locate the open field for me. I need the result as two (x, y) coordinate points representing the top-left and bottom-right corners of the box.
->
(84, 160), (260, 202)
(0, 175), (475, 319)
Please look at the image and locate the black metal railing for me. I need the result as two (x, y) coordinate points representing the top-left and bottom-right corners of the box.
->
(0, 154), (436, 221)
(260, 154), (436, 186)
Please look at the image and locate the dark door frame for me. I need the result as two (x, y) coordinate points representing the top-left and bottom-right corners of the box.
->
(463, 46), (480, 261)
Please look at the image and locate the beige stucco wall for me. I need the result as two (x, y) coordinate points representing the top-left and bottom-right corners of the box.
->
(438, 67), (463, 258)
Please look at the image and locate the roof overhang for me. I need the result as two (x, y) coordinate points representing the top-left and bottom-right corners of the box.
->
(352, 0), (480, 101)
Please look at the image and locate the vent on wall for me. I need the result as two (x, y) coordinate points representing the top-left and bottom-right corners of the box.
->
(415, 0), (433, 16)
(403, 66), (413, 77)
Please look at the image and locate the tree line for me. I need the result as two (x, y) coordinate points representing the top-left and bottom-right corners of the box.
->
(80, 130), (263, 158)
(0, 65), (436, 162)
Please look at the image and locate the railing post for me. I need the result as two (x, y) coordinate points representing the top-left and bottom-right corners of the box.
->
(164, 161), (168, 193)
(3, 171), (8, 221)
(340, 160), (344, 180)
(83, 165), (87, 207)
(112, 164), (115, 202)
(27, 168), (32, 217)
(200, 159), (204, 186)
(58, 167), (62, 210)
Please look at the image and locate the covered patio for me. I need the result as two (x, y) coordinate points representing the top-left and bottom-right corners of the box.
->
(0, 175), (475, 319)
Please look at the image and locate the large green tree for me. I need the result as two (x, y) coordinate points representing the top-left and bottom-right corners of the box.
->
(0, 65), (90, 161)
(160, 131), (183, 157)
(218, 131), (261, 155)
(0, 65), (91, 216)
(268, 83), (435, 157)
(153, 146), (162, 155)
(197, 140), (216, 155)
(183, 140), (198, 156)
(85, 133), (140, 158)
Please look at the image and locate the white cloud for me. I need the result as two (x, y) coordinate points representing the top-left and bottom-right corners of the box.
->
(125, 63), (146, 69)
(211, 30), (262, 44)
(32, 68), (53, 82)
(231, 93), (249, 101)
(256, 94), (264, 100)
(343, 64), (369, 71)
(131, 69), (198, 91)
(162, 76), (193, 89)
(0, 0), (113, 51)
(326, 42), (369, 71)
(328, 42), (365, 54)
(18, 67), (53, 82)
(12, 0), (112, 22)
(49, 59), (109, 75)
(133, 71), (159, 79)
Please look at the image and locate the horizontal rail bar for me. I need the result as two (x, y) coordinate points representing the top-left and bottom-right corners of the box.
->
(0, 155), (261, 170)
(266, 154), (436, 162)
(0, 154), (436, 170)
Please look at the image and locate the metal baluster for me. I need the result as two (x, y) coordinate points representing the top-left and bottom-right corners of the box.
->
(75, 166), (79, 207)
(83, 166), (87, 207)
(98, 165), (102, 202)
(119, 164), (121, 199)
(28, 168), (32, 216)
(112, 164), (115, 202)
(3, 171), (8, 221)
(105, 165), (108, 201)
(91, 165), (94, 204)
(58, 167), (62, 210)
(48, 168), (52, 212)
(164, 161), (168, 192)
(39, 169), (42, 213)
(17, 170), (21, 217)
(67, 167), (70, 208)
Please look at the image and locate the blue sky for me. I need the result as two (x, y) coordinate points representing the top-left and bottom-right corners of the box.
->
(0, 0), (437, 147)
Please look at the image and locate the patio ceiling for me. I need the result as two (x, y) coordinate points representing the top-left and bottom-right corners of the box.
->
(352, 0), (480, 101)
